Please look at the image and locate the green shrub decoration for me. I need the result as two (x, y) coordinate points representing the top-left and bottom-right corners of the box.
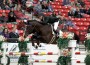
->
(57, 56), (71, 65)
(84, 54), (90, 65)
(57, 38), (70, 49)
(84, 39), (90, 65)
(84, 39), (90, 51)
(18, 41), (30, 65)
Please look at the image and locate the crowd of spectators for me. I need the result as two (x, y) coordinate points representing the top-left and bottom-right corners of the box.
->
(0, 0), (90, 43)
(67, 0), (90, 18)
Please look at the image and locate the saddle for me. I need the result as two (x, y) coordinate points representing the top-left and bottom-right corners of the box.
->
(39, 22), (48, 25)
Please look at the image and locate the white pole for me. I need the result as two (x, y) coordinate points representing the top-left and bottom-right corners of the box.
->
(71, 47), (76, 65)
(28, 43), (33, 65)
(68, 40), (77, 65)
(1, 43), (7, 65)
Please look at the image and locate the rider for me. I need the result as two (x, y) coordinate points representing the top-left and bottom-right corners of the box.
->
(38, 14), (60, 36)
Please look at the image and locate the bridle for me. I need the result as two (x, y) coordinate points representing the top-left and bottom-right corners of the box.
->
(24, 24), (39, 37)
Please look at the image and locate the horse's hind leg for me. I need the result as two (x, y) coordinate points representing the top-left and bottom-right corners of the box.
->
(37, 40), (42, 47)
(31, 37), (35, 47)
(34, 40), (39, 49)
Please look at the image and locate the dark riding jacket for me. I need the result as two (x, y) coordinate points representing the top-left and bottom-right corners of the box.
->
(42, 16), (59, 24)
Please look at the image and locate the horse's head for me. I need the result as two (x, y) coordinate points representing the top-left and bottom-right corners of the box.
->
(18, 20), (42, 37)
(17, 21), (26, 30)
(24, 24), (36, 37)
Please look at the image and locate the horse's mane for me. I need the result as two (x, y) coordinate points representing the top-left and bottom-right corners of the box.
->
(27, 20), (49, 27)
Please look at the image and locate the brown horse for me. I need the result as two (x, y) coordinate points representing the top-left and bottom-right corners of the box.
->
(17, 20), (58, 48)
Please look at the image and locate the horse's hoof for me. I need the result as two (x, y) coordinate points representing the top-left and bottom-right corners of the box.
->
(39, 44), (41, 47)
(35, 45), (38, 49)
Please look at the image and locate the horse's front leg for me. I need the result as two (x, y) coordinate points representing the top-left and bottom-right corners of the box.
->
(36, 39), (41, 47)
(31, 37), (38, 49)
(31, 37), (35, 47)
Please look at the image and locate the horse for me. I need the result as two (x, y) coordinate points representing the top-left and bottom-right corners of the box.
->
(17, 19), (80, 48)
(17, 20), (59, 48)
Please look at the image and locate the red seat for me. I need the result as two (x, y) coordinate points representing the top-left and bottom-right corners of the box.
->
(74, 18), (81, 22)
(56, 6), (62, 9)
(18, 30), (24, 36)
(74, 31), (79, 36)
(80, 32), (87, 41)
(76, 26), (80, 30)
(61, 13), (68, 17)
(80, 35), (86, 41)
(68, 27), (75, 32)
(2, 10), (5, 13)
(85, 2), (90, 5)
(86, 18), (90, 21)
(76, 22), (83, 26)
(43, 12), (52, 16)
(0, 14), (2, 16)
(0, 10), (2, 14)
(73, 21), (77, 25)
(7, 24), (14, 30)
(16, 19), (21, 23)
(61, 10), (69, 13)
(83, 22), (90, 26)
(83, 14), (90, 18)
(52, 5), (56, 9)
(79, 26), (88, 31)
(50, 2), (55, 5)
(5, 10), (10, 14)
(80, 18), (87, 22)
(54, 9), (59, 12)
(55, 0), (63, 2)
(0, 24), (3, 27)
(71, 18), (75, 21)
(80, 32), (87, 36)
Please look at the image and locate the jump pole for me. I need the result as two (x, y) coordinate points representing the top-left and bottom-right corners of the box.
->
(1, 42), (8, 65)
(68, 40), (77, 65)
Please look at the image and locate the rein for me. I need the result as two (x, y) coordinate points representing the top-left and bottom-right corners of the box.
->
(24, 24), (39, 36)
(48, 25), (56, 44)
(48, 34), (56, 44)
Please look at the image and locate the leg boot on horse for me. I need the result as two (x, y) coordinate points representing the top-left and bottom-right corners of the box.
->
(31, 33), (41, 49)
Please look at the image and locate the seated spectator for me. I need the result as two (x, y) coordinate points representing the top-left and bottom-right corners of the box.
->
(71, 0), (80, 7)
(48, 3), (53, 12)
(77, 0), (85, 7)
(33, 1), (42, 15)
(1, 28), (9, 38)
(6, 25), (19, 42)
(8, 0), (15, 8)
(9, 25), (19, 38)
(68, 10), (74, 17)
(64, 17), (77, 29)
(70, 4), (77, 14)
(0, 0), (5, 9)
(74, 8), (83, 18)
(12, 0), (18, 4)
(74, 32), (80, 44)
(59, 16), (65, 25)
(80, 6), (87, 14)
(51, 12), (57, 17)
(26, 0), (33, 8)
(17, 20), (26, 30)
(87, 7), (90, 15)
(87, 25), (90, 33)
(21, 0), (26, 5)
(0, 23), (7, 34)
(0, 12), (8, 23)
(63, 0), (70, 6)
(41, 1), (48, 11)
(8, 8), (16, 23)
(1, 0), (11, 10)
